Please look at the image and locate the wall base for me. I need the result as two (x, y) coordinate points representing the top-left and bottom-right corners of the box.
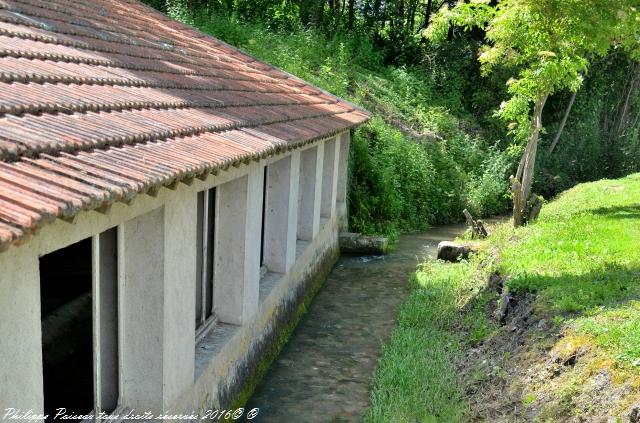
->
(189, 213), (343, 415)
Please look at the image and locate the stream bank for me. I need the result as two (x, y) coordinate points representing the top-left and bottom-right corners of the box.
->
(242, 224), (468, 422)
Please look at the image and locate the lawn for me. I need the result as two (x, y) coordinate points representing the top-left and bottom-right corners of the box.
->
(365, 173), (640, 422)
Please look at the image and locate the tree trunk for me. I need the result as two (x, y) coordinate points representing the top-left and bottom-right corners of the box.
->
(446, 0), (454, 41)
(347, 0), (355, 28)
(548, 90), (577, 154)
(423, 0), (433, 30)
(463, 209), (488, 238)
(603, 61), (639, 171)
(615, 62), (639, 136)
(510, 177), (525, 227)
(511, 93), (548, 227)
(407, 0), (418, 32)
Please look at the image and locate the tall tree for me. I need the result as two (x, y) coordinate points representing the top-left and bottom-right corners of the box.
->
(429, 0), (640, 226)
(346, 0), (355, 28)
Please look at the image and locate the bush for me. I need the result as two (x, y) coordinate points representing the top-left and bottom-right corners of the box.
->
(150, 7), (515, 237)
(466, 148), (511, 217)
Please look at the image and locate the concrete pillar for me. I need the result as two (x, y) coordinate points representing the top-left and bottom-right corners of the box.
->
(288, 151), (300, 265)
(244, 164), (263, 311)
(0, 244), (43, 415)
(162, 192), (198, 411)
(337, 131), (351, 204)
(263, 154), (298, 274)
(214, 165), (262, 325)
(321, 137), (339, 218)
(297, 145), (323, 241)
(120, 207), (165, 412)
(93, 228), (119, 414)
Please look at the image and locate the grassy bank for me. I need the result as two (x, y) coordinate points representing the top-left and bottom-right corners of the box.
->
(366, 173), (640, 422)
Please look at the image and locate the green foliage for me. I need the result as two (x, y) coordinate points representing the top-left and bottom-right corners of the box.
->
(349, 118), (464, 236)
(169, 11), (514, 237)
(349, 116), (515, 236)
(466, 148), (511, 217)
(536, 53), (640, 197)
(432, 0), (639, 142)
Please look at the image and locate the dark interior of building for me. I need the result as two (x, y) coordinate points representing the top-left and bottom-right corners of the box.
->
(40, 237), (93, 420)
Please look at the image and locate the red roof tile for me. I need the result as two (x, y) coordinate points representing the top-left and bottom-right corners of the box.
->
(0, 0), (370, 251)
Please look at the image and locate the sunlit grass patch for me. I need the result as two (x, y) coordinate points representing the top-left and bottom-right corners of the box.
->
(502, 174), (640, 315)
(573, 301), (640, 366)
(366, 173), (640, 421)
(365, 254), (498, 422)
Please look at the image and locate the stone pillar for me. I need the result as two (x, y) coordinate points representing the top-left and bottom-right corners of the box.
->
(162, 191), (198, 411)
(297, 145), (323, 241)
(321, 137), (339, 218)
(120, 207), (165, 412)
(93, 228), (119, 414)
(263, 154), (298, 274)
(0, 244), (43, 415)
(214, 164), (262, 325)
(336, 131), (350, 204)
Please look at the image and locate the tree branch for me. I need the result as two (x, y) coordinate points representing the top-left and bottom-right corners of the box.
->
(548, 90), (577, 155)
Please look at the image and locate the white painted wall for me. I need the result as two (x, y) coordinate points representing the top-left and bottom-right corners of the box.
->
(162, 191), (198, 410)
(0, 242), (43, 414)
(321, 137), (338, 218)
(263, 155), (297, 274)
(337, 131), (351, 204)
(0, 131), (351, 420)
(213, 162), (263, 326)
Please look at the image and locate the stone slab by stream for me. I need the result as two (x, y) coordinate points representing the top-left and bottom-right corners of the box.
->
(339, 232), (389, 255)
(243, 223), (468, 422)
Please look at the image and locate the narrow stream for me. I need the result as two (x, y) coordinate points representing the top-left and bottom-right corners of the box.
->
(244, 223), (469, 422)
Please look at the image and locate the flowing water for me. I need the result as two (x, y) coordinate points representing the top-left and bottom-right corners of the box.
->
(244, 223), (469, 422)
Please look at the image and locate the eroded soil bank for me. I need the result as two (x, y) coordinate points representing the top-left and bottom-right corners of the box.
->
(464, 280), (640, 422)
(364, 175), (640, 423)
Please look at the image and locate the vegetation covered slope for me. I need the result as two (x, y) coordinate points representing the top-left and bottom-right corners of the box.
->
(162, 11), (514, 238)
(146, 1), (639, 239)
(366, 173), (640, 421)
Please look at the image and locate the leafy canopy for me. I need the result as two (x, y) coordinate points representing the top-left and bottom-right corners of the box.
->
(428, 0), (640, 141)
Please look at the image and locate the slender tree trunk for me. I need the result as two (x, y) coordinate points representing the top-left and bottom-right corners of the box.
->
(347, 0), (355, 28)
(603, 61), (639, 172)
(371, 0), (382, 28)
(512, 93), (548, 227)
(407, 0), (417, 32)
(446, 0), (454, 40)
(423, 0), (433, 29)
(615, 63), (638, 136)
(548, 90), (577, 155)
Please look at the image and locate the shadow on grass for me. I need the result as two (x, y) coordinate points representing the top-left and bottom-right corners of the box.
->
(507, 263), (640, 314)
(588, 204), (640, 220)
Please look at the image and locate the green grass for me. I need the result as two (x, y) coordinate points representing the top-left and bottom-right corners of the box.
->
(501, 173), (640, 316)
(498, 173), (640, 367)
(365, 173), (640, 422)
(576, 302), (640, 366)
(364, 254), (498, 422)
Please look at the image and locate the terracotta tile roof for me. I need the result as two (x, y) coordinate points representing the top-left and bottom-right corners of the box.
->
(0, 0), (370, 251)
